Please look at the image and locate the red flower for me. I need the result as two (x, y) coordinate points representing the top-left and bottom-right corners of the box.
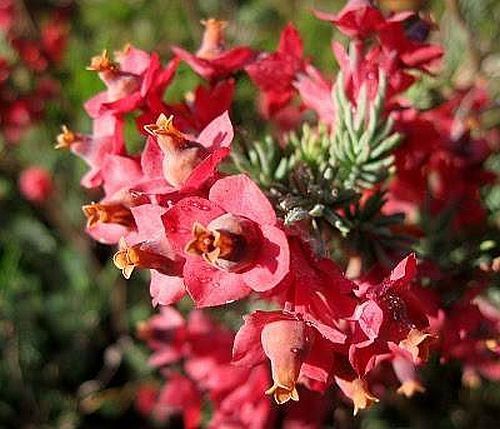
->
(162, 174), (290, 306)
(246, 23), (306, 118)
(172, 18), (255, 81)
(171, 79), (236, 133)
(19, 166), (53, 203)
(314, 0), (387, 39)
(348, 255), (432, 378)
(154, 374), (201, 429)
(209, 364), (274, 429)
(440, 294), (500, 384)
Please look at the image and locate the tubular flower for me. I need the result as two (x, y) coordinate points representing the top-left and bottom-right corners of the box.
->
(86, 48), (139, 103)
(335, 377), (379, 415)
(261, 319), (308, 404)
(144, 113), (209, 188)
(143, 111), (233, 191)
(85, 45), (178, 117)
(82, 202), (135, 229)
(113, 237), (180, 279)
(232, 310), (346, 404)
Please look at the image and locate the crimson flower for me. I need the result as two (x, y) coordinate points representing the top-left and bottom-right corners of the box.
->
(314, 0), (389, 39)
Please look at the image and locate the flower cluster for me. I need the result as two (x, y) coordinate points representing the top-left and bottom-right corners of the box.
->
(0, 0), (69, 144)
(63, 0), (498, 426)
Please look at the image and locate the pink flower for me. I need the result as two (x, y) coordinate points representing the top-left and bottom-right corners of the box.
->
(232, 309), (346, 404)
(348, 255), (432, 377)
(55, 115), (125, 189)
(84, 46), (178, 117)
(162, 174), (290, 307)
(172, 18), (255, 81)
(294, 64), (335, 125)
(142, 110), (233, 191)
(19, 166), (53, 202)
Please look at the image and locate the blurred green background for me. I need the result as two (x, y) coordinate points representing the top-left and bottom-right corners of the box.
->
(0, 1), (499, 428)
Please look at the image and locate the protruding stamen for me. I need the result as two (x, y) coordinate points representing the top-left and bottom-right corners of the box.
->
(265, 383), (299, 405)
(82, 202), (135, 229)
(185, 222), (238, 264)
(86, 49), (119, 72)
(55, 125), (77, 149)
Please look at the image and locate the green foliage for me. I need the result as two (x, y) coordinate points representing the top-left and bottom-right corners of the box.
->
(331, 71), (401, 190)
(233, 67), (404, 261)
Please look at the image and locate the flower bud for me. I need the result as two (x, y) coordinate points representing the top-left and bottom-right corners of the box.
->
(19, 166), (53, 203)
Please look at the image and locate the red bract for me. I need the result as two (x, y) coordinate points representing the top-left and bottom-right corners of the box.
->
(171, 79), (236, 133)
(172, 18), (255, 81)
(246, 23), (306, 119)
(162, 174), (290, 307)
